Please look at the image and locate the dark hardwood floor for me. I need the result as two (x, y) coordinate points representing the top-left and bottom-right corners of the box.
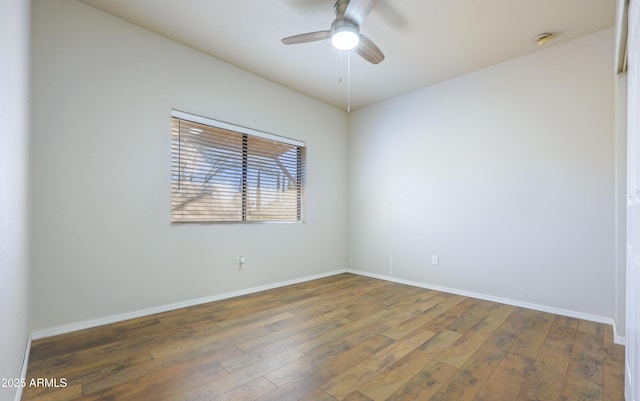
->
(22, 273), (625, 401)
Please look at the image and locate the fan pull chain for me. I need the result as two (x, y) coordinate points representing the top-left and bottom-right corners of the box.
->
(347, 51), (351, 113)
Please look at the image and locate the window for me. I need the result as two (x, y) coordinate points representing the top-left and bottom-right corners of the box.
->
(170, 111), (305, 223)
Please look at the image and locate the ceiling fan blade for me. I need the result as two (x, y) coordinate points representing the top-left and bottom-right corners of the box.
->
(355, 34), (384, 64)
(375, 1), (407, 29)
(282, 31), (331, 45)
(344, 0), (376, 26)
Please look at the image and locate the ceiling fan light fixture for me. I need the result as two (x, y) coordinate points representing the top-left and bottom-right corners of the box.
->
(331, 21), (360, 50)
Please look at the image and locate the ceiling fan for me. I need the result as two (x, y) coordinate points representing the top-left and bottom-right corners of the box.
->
(281, 0), (385, 64)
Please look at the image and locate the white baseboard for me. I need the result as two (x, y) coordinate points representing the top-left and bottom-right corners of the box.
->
(30, 267), (626, 346)
(31, 269), (347, 340)
(612, 320), (627, 346)
(347, 269), (626, 345)
(14, 334), (32, 401)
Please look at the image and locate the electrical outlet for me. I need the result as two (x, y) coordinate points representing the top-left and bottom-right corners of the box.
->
(431, 255), (439, 266)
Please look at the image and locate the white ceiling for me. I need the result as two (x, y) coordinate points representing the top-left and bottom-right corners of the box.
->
(79, 0), (615, 111)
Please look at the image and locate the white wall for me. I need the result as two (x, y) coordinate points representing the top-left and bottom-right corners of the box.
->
(31, 0), (349, 331)
(0, 0), (31, 400)
(349, 29), (616, 320)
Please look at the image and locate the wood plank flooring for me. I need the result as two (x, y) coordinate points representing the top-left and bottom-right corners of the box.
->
(22, 273), (625, 401)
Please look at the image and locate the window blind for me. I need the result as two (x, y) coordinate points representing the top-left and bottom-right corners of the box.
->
(170, 114), (305, 223)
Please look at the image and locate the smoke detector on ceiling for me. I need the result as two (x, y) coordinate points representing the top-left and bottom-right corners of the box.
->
(535, 32), (555, 46)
